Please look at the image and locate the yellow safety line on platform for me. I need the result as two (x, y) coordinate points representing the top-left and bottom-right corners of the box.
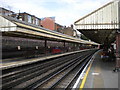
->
(79, 60), (93, 90)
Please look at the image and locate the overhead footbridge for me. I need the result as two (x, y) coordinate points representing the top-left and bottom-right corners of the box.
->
(0, 15), (99, 45)
(74, 0), (120, 45)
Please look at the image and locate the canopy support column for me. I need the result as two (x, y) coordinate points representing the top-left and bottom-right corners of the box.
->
(114, 32), (120, 72)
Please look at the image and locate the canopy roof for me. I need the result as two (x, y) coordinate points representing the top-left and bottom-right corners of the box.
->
(0, 15), (99, 45)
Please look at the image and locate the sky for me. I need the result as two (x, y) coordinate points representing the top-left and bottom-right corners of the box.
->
(0, 0), (112, 26)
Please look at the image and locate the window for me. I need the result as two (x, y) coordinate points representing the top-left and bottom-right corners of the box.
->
(36, 18), (39, 25)
(28, 15), (31, 23)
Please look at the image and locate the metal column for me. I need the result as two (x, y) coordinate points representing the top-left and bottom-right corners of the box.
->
(45, 39), (47, 55)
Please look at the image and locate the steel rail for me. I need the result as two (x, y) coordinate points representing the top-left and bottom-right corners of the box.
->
(22, 54), (86, 90)
(2, 53), (78, 80)
(64, 55), (93, 90)
(2, 53), (82, 89)
(48, 53), (93, 89)
(1, 50), (97, 90)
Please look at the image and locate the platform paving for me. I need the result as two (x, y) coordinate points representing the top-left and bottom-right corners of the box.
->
(84, 51), (119, 89)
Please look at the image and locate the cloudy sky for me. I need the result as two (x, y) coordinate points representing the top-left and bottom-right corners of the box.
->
(0, 0), (112, 26)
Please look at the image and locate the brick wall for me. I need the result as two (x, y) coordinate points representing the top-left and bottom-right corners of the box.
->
(41, 17), (55, 30)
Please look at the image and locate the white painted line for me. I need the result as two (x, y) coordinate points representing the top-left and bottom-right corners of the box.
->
(72, 50), (100, 89)
(72, 56), (93, 89)
(92, 72), (100, 75)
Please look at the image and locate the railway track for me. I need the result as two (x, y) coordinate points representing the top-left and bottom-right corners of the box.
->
(35, 54), (92, 90)
(1, 50), (97, 90)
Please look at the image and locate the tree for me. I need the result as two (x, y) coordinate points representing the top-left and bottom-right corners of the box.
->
(81, 34), (89, 40)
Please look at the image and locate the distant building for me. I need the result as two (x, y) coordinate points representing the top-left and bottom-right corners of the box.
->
(41, 17), (65, 32)
(61, 25), (74, 36)
(0, 7), (77, 38)
(41, 17), (55, 30)
(12, 12), (41, 26)
(0, 7), (41, 26)
(0, 7), (14, 16)
(55, 23), (64, 32)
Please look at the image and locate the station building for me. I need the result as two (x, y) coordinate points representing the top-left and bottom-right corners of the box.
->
(0, 7), (14, 16)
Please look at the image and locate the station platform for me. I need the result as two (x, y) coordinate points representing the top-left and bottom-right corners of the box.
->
(79, 50), (118, 89)
(0, 49), (93, 70)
